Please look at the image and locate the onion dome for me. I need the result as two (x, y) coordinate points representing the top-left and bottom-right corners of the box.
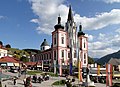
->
(78, 24), (85, 37)
(54, 15), (64, 30)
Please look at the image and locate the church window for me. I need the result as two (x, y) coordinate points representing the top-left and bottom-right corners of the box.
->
(44, 54), (46, 60)
(54, 51), (56, 60)
(61, 37), (64, 44)
(62, 59), (64, 63)
(54, 35), (56, 45)
(68, 52), (70, 58)
(74, 51), (76, 58)
(84, 53), (86, 64)
(84, 41), (86, 48)
(62, 50), (64, 57)
(47, 54), (48, 60)
(50, 53), (51, 59)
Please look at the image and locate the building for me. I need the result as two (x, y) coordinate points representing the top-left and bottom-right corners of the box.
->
(108, 58), (120, 71)
(32, 6), (88, 76)
(0, 56), (19, 67)
(0, 41), (7, 58)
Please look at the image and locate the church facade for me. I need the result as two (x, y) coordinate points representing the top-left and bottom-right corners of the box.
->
(33, 6), (88, 76)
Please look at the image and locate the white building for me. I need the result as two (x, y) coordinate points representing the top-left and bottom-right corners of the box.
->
(0, 41), (7, 58)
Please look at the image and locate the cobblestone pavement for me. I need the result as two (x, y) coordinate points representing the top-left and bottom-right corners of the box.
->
(2, 73), (65, 87)
(1, 71), (106, 87)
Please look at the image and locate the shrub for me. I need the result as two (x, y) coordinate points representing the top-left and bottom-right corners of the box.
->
(52, 80), (66, 85)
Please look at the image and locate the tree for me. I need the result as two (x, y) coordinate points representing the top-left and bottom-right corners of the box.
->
(20, 56), (29, 62)
(88, 56), (94, 64)
(5, 44), (11, 48)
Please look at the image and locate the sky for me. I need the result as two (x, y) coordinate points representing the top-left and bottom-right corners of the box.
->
(0, 0), (120, 58)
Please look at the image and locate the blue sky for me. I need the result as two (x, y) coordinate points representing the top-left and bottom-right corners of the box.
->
(0, 0), (120, 58)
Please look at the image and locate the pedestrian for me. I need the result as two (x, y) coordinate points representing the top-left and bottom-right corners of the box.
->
(23, 78), (26, 87)
(13, 78), (16, 85)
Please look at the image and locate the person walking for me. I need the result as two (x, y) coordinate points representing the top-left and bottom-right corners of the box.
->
(13, 78), (16, 85)
(23, 78), (26, 87)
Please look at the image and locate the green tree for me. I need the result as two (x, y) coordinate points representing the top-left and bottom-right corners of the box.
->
(88, 56), (94, 64)
(20, 56), (29, 62)
(5, 44), (11, 48)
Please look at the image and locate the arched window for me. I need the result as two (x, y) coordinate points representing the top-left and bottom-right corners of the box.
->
(50, 53), (51, 59)
(74, 51), (76, 58)
(84, 53), (86, 64)
(68, 52), (70, 58)
(84, 40), (86, 48)
(62, 50), (64, 57)
(54, 51), (56, 60)
(54, 35), (56, 45)
(61, 37), (64, 44)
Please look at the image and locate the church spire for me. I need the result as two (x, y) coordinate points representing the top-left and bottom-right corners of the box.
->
(67, 5), (74, 22)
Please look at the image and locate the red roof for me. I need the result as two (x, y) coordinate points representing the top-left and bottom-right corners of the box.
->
(0, 56), (19, 63)
(25, 62), (37, 66)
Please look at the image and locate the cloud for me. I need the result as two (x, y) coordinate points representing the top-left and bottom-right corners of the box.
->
(29, 0), (120, 34)
(88, 35), (94, 41)
(0, 16), (5, 20)
(115, 28), (120, 33)
(29, 0), (68, 35)
(29, 0), (120, 58)
(98, 33), (106, 40)
(89, 48), (117, 58)
(88, 29), (120, 58)
(103, 0), (120, 3)
(74, 9), (120, 30)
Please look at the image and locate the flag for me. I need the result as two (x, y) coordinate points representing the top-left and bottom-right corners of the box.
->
(106, 64), (113, 87)
(97, 65), (100, 75)
(78, 61), (82, 81)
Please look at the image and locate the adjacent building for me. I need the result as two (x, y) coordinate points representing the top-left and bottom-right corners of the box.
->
(0, 41), (7, 58)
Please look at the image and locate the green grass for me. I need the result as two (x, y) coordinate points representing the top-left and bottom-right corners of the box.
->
(52, 80), (66, 86)
(27, 70), (42, 75)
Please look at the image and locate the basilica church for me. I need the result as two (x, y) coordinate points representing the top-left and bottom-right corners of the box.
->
(33, 6), (88, 76)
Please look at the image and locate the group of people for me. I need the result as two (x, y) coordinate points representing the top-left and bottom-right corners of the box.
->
(65, 75), (76, 87)
(32, 73), (49, 83)
(23, 76), (32, 87)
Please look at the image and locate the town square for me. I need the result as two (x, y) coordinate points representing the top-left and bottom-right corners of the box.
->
(0, 0), (120, 87)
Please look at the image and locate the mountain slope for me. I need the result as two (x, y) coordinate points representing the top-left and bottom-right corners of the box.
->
(96, 50), (120, 65)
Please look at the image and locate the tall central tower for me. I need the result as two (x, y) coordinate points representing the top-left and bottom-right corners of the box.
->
(65, 6), (77, 75)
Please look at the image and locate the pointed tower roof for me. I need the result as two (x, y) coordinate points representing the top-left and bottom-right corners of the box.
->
(67, 5), (74, 22)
